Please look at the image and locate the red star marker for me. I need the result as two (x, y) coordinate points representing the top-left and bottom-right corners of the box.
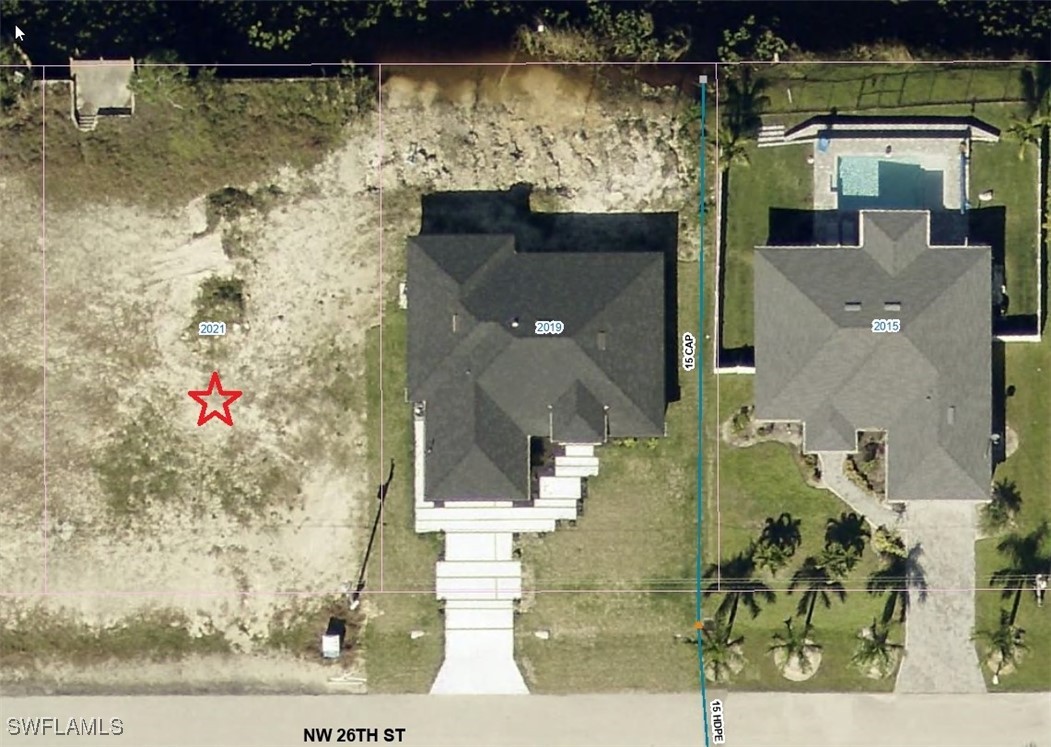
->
(188, 371), (243, 427)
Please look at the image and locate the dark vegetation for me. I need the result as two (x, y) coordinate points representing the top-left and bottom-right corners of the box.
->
(0, 608), (230, 668)
(2, 0), (1048, 69)
(194, 276), (246, 326)
(268, 601), (365, 661)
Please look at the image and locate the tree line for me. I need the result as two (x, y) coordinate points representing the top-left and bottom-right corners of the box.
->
(2, 0), (1048, 69)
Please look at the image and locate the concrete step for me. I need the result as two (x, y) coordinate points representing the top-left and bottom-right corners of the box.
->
(539, 476), (582, 499)
(445, 607), (515, 630)
(534, 498), (580, 510)
(562, 443), (597, 457)
(554, 455), (600, 467)
(417, 506), (577, 523)
(757, 125), (786, 148)
(554, 464), (599, 478)
(417, 518), (558, 534)
(436, 576), (522, 602)
(437, 561), (521, 579)
(444, 599), (515, 611)
(444, 532), (514, 561)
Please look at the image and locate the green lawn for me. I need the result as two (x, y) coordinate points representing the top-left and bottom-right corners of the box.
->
(756, 63), (1030, 115)
(975, 329), (1051, 691)
(720, 144), (812, 350)
(514, 262), (700, 691)
(704, 419), (897, 691)
(966, 105), (1042, 318)
(360, 310), (444, 693)
(720, 117), (1039, 349)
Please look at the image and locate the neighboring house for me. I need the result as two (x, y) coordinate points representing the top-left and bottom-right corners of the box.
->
(751, 115), (1007, 502)
(755, 210), (993, 501)
(406, 185), (676, 694)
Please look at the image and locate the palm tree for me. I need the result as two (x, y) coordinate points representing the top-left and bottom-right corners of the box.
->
(694, 616), (745, 684)
(702, 548), (776, 636)
(972, 609), (1028, 682)
(866, 542), (927, 624)
(1019, 63), (1051, 120)
(753, 513), (803, 576)
(825, 511), (871, 556)
(990, 521), (1051, 625)
(716, 65), (771, 170)
(768, 617), (822, 676)
(788, 554), (847, 628)
(721, 66), (770, 143)
(982, 479), (1024, 532)
(1006, 114), (1048, 161)
(851, 618), (904, 678)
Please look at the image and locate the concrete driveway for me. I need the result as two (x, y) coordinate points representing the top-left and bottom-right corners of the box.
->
(896, 501), (987, 693)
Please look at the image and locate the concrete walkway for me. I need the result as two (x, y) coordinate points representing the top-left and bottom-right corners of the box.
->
(815, 452), (901, 528)
(895, 501), (987, 694)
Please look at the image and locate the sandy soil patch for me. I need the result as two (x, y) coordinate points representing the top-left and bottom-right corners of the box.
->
(0, 114), (382, 690)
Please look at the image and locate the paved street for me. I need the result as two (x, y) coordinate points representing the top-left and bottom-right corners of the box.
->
(2, 693), (1048, 747)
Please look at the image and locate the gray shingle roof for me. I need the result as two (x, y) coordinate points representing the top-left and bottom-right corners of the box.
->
(408, 234), (666, 502)
(755, 210), (992, 500)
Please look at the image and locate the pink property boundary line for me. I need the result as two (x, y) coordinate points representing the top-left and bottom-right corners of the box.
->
(0, 586), (1030, 598)
(40, 66), (48, 594)
(377, 62), (385, 593)
(3, 59), (1047, 68)
(22, 58), (1044, 599)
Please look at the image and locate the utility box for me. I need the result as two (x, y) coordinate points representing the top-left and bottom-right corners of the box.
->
(321, 616), (347, 659)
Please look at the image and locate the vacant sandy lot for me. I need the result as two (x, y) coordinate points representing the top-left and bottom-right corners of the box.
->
(0, 99), (382, 690)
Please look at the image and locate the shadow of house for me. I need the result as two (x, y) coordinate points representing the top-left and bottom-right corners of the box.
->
(419, 184), (681, 405)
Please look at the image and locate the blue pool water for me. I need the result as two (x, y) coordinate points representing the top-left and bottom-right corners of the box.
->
(836, 156), (943, 211)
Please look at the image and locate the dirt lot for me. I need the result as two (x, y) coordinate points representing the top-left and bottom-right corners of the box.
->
(1, 64), (699, 694)
(0, 83), (382, 691)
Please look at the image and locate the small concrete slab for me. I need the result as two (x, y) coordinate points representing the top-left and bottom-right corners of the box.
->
(70, 58), (135, 116)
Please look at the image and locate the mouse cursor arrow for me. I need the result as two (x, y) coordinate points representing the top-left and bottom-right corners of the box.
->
(14, 26), (25, 41)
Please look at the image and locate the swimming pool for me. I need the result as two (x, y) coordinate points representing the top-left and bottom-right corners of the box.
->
(836, 155), (943, 210)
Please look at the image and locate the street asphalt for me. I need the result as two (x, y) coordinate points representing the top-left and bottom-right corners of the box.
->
(1, 692), (1048, 747)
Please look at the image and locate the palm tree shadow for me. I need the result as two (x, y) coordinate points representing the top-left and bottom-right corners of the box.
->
(905, 543), (929, 610)
(867, 542), (928, 624)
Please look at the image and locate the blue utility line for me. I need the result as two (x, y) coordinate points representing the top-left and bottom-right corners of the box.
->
(695, 74), (711, 747)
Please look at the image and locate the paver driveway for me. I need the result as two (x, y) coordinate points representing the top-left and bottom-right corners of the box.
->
(895, 501), (987, 693)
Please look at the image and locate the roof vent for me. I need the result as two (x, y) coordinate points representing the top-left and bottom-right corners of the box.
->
(844, 301), (862, 311)
(597, 330), (607, 351)
(884, 301), (901, 311)
(452, 313), (459, 332)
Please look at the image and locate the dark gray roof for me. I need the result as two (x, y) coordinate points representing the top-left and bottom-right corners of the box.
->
(408, 234), (666, 502)
(755, 211), (992, 501)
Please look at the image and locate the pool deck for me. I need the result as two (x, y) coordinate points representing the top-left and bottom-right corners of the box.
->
(813, 137), (965, 212)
